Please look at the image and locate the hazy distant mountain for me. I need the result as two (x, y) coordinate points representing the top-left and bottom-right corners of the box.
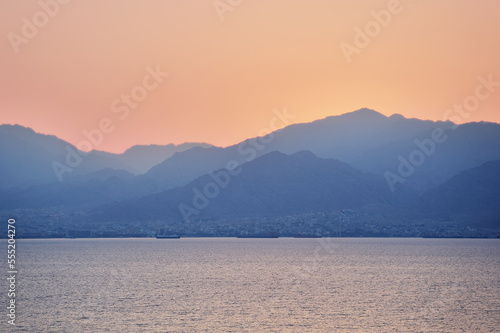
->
(417, 159), (500, 228)
(0, 124), (140, 189)
(0, 168), (135, 209)
(90, 151), (401, 222)
(141, 109), (500, 193)
(91, 142), (213, 175)
(2, 109), (500, 234)
(140, 146), (239, 189)
(0, 125), (93, 189)
(0, 124), (212, 189)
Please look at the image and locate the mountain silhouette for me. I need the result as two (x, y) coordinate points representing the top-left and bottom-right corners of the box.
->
(0, 124), (210, 189)
(417, 158), (500, 228)
(141, 109), (500, 194)
(90, 150), (406, 222)
(2, 109), (499, 234)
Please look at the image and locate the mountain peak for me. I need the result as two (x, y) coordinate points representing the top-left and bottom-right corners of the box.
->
(289, 150), (318, 159)
(123, 144), (175, 154)
(347, 108), (386, 118)
(249, 150), (318, 163)
(389, 113), (406, 120)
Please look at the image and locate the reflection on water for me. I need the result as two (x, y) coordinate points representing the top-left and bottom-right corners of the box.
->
(8, 237), (500, 332)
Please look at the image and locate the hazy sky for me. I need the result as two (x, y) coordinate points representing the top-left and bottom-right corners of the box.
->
(1, 0), (499, 153)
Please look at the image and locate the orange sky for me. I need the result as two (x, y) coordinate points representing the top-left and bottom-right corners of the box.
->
(1, 0), (499, 153)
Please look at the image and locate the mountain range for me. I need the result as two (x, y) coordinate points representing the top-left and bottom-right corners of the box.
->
(1, 109), (499, 235)
(0, 124), (211, 189)
(139, 109), (500, 194)
(90, 150), (401, 222)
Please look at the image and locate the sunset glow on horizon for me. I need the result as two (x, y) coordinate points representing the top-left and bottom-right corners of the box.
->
(1, 0), (499, 153)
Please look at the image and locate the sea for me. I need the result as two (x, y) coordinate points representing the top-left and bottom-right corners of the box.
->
(4, 237), (500, 332)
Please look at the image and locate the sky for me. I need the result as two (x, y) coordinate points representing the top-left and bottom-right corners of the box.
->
(1, 0), (499, 153)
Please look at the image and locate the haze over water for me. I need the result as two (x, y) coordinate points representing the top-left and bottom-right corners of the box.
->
(9, 238), (500, 332)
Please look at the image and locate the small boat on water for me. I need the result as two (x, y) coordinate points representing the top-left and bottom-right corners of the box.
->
(156, 234), (180, 239)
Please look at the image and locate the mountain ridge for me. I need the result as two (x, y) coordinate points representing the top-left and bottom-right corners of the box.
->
(140, 108), (500, 194)
(2, 108), (500, 236)
(0, 123), (213, 189)
(89, 150), (398, 223)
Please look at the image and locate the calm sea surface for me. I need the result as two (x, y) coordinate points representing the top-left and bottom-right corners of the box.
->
(5, 238), (500, 332)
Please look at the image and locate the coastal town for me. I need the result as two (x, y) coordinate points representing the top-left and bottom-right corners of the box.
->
(5, 207), (498, 239)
